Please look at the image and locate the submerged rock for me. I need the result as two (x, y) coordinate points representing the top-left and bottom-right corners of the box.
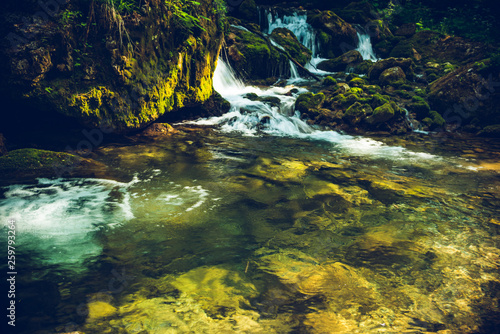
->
(0, 148), (107, 183)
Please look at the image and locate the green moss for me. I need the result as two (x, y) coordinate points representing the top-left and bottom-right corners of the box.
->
(407, 100), (431, 119)
(295, 92), (325, 113)
(348, 77), (365, 86)
(322, 76), (337, 86)
(370, 93), (389, 109)
(365, 85), (382, 94)
(270, 28), (312, 66)
(395, 90), (412, 99)
(343, 102), (373, 125)
(367, 102), (395, 124)
(0, 148), (82, 171)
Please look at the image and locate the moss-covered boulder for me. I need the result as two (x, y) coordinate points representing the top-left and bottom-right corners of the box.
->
(343, 102), (373, 125)
(394, 23), (416, 37)
(226, 26), (288, 81)
(0, 0), (225, 132)
(407, 98), (431, 120)
(317, 50), (363, 72)
(0, 148), (107, 183)
(270, 28), (312, 65)
(477, 125), (500, 138)
(428, 62), (500, 130)
(295, 92), (326, 114)
(368, 58), (414, 80)
(422, 110), (445, 130)
(389, 31), (487, 65)
(322, 76), (337, 86)
(366, 102), (395, 124)
(307, 11), (358, 58)
(379, 66), (406, 86)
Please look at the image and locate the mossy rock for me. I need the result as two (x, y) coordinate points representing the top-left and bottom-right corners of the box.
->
(348, 77), (365, 87)
(270, 28), (312, 66)
(352, 60), (375, 75)
(364, 85), (382, 94)
(349, 87), (364, 95)
(322, 76), (337, 86)
(366, 102), (395, 124)
(370, 93), (389, 109)
(407, 100), (431, 120)
(295, 92), (325, 113)
(0, 148), (106, 183)
(343, 102), (373, 125)
(368, 58), (414, 80)
(317, 50), (362, 72)
(379, 67), (406, 86)
(422, 110), (445, 129)
(307, 11), (358, 58)
(477, 124), (500, 138)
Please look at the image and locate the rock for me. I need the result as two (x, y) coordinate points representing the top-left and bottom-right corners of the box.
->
(0, 148), (107, 184)
(389, 30), (486, 64)
(336, 1), (375, 24)
(366, 102), (395, 124)
(422, 110), (446, 130)
(343, 102), (373, 125)
(270, 28), (312, 65)
(140, 123), (178, 138)
(237, 0), (259, 23)
(226, 25), (288, 80)
(477, 124), (500, 138)
(87, 301), (117, 320)
(0, 0), (225, 132)
(368, 57), (414, 80)
(307, 11), (358, 58)
(394, 23), (416, 37)
(428, 63), (500, 129)
(322, 76), (337, 86)
(0, 133), (6, 156)
(379, 66), (406, 86)
(317, 50), (363, 72)
(295, 92), (325, 114)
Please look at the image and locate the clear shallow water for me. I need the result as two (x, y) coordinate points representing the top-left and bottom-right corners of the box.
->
(1, 128), (499, 333)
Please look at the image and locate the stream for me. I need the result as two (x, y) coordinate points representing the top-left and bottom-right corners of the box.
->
(1, 10), (500, 334)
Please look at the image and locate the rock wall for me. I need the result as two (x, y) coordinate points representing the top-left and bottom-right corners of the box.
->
(0, 0), (225, 132)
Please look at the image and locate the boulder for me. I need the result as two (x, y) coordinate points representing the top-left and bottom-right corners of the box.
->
(226, 26), (288, 80)
(343, 102), (373, 125)
(307, 11), (358, 58)
(295, 92), (325, 114)
(368, 57), (414, 80)
(394, 23), (416, 37)
(378, 66), (406, 86)
(428, 62), (500, 129)
(270, 28), (312, 65)
(366, 102), (395, 124)
(317, 50), (363, 72)
(0, 0), (225, 132)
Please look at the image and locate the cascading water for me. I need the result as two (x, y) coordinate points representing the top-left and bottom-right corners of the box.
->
(263, 9), (332, 77)
(355, 28), (379, 61)
(192, 58), (445, 163)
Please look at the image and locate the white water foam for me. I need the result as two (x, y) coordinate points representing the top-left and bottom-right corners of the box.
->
(192, 58), (442, 163)
(355, 31), (379, 61)
(0, 178), (135, 270)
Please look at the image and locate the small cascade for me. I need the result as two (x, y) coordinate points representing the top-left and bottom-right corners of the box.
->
(262, 9), (332, 76)
(264, 11), (319, 57)
(190, 58), (441, 162)
(288, 60), (301, 83)
(355, 29), (379, 61)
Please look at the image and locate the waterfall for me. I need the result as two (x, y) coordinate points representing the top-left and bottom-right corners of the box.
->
(263, 9), (332, 76)
(355, 31), (379, 61)
(289, 60), (300, 83)
(189, 58), (439, 162)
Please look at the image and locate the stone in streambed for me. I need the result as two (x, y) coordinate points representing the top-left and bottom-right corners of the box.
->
(378, 66), (406, 86)
(317, 50), (363, 72)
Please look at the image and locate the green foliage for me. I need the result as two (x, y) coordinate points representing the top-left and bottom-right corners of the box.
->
(167, 0), (210, 33)
(60, 9), (82, 25)
(109, 0), (139, 13)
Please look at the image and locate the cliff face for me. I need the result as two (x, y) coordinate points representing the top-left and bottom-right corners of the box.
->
(0, 0), (225, 132)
